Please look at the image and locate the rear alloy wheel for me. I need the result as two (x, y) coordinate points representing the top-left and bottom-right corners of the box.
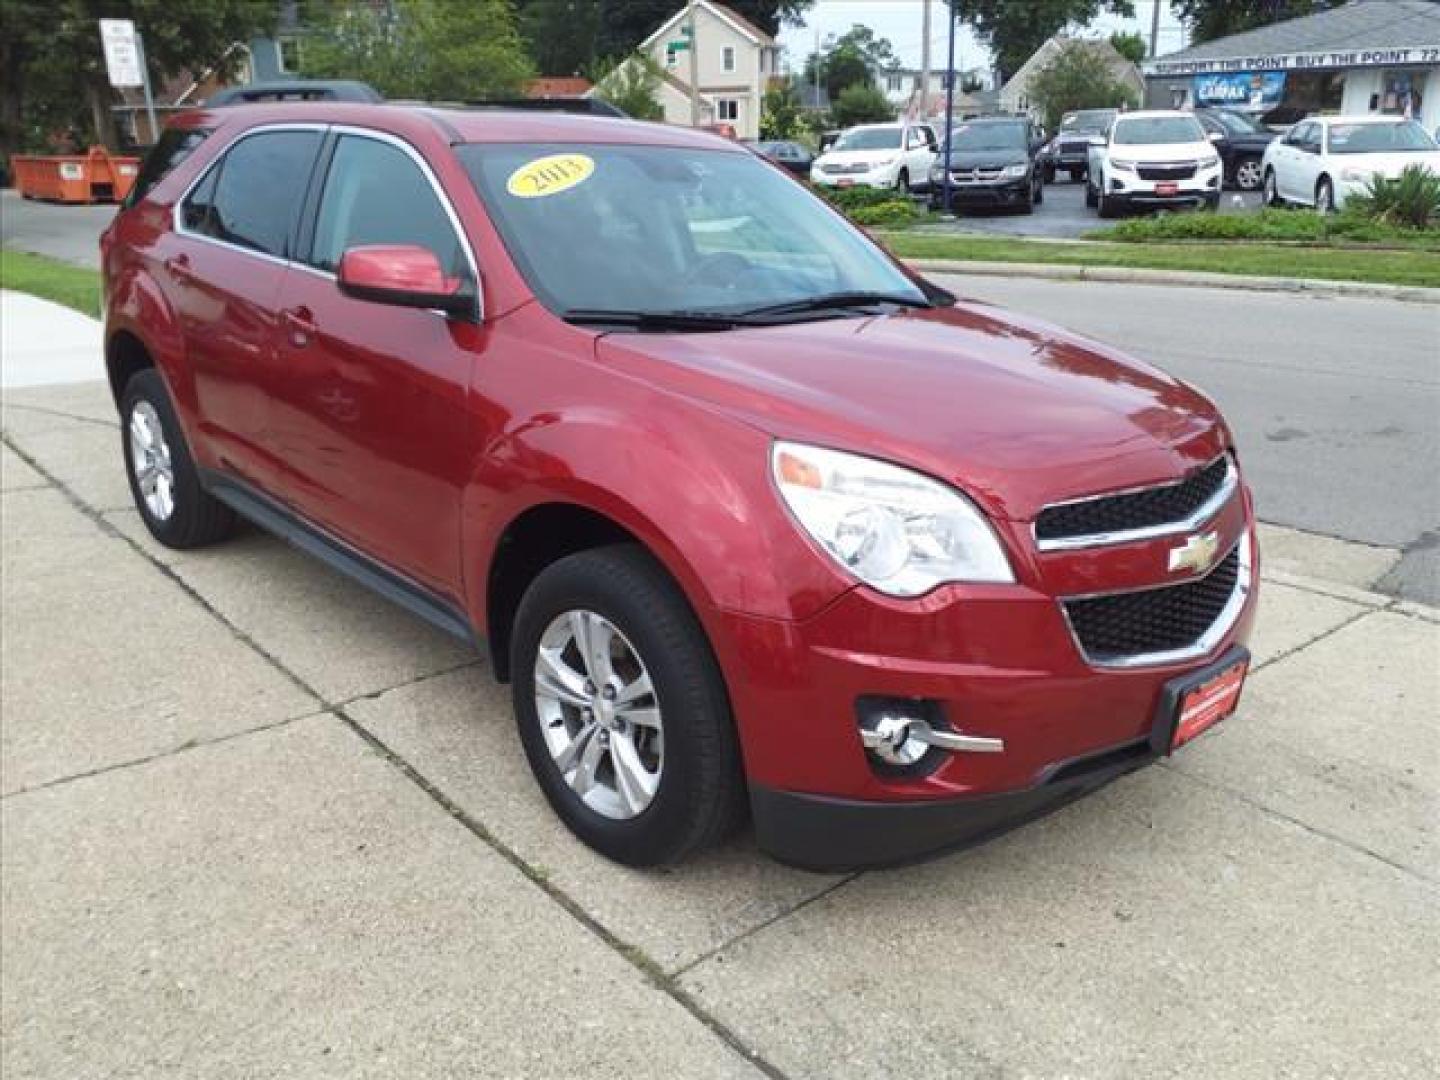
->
(1315, 177), (1335, 215)
(511, 545), (744, 866)
(121, 369), (237, 548)
(1233, 156), (1262, 191)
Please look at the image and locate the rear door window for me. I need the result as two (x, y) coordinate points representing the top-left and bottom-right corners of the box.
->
(181, 129), (323, 258)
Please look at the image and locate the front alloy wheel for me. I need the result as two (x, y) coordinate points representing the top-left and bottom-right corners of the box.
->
(534, 610), (663, 820)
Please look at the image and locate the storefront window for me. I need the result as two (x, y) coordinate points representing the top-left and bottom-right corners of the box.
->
(1379, 69), (1427, 117)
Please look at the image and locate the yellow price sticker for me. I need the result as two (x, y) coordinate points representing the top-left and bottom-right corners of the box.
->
(506, 153), (596, 198)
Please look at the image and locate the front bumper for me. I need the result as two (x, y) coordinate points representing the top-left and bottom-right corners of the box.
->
(1106, 165), (1222, 207)
(930, 178), (1031, 207)
(810, 170), (893, 190)
(713, 486), (1258, 869)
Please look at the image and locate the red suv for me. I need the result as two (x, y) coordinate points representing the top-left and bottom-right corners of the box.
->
(102, 105), (1257, 871)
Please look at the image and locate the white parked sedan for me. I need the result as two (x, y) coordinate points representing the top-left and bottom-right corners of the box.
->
(1085, 110), (1223, 218)
(1262, 116), (1440, 212)
(809, 122), (938, 193)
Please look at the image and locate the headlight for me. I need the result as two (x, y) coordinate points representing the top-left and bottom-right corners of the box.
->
(1340, 167), (1372, 183)
(1001, 163), (1028, 179)
(1200, 153), (1221, 168)
(1109, 158), (1136, 172)
(772, 442), (1015, 596)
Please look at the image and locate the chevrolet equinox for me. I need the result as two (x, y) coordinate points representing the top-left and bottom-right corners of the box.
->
(102, 105), (1258, 870)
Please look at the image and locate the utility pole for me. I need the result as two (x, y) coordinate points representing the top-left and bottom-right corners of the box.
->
(687, 1), (701, 126)
(941, 0), (956, 216)
(1149, 0), (1162, 61)
(919, 0), (931, 121)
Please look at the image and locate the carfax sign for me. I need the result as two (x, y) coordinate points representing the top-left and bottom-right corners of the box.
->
(1193, 72), (1286, 107)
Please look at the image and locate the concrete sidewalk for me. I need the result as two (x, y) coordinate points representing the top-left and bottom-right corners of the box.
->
(3, 358), (1438, 1073)
(1, 291), (105, 388)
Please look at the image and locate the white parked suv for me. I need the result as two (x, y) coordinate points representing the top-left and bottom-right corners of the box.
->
(1086, 110), (1223, 217)
(1261, 115), (1440, 213)
(809, 122), (938, 193)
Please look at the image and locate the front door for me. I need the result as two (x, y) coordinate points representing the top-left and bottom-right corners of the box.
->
(268, 131), (480, 597)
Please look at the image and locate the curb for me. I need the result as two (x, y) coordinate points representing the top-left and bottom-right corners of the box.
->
(904, 258), (1440, 305)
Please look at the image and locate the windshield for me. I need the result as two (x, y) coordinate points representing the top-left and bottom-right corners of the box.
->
(832, 127), (902, 151)
(1113, 116), (1205, 144)
(1328, 120), (1437, 154)
(459, 143), (925, 318)
(949, 123), (1027, 151)
(1212, 110), (1265, 135)
(1061, 110), (1114, 133)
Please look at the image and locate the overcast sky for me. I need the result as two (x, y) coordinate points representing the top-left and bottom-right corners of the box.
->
(775, 0), (1189, 77)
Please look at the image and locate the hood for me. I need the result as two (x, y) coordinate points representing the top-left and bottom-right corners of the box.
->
(818, 148), (905, 167)
(1333, 150), (1440, 178)
(595, 303), (1225, 522)
(936, 149), (1029, 171)
(1111, 140), (1211, 161)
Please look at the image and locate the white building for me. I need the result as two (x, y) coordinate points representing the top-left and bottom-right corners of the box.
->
(636, 1), (781, 139)
(1000, 36), (1144, 119)
(1144, 0), (1440, 133)
(882, 67), (992, 119)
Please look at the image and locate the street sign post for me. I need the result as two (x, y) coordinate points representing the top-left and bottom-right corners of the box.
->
(99, 19), (158, 145)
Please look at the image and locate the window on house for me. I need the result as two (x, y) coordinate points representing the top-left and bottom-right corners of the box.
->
(722, 46), (736, 73)
(887, 75), (902, 93)
(278, 37), (301, 74)
(718, 99), (739, 122)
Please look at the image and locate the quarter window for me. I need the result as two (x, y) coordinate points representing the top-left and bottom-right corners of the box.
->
(308, 134), (465, 277)
(182, 130), (322, 258)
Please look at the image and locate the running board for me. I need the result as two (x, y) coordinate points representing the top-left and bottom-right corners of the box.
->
(201, 469), (477, 646)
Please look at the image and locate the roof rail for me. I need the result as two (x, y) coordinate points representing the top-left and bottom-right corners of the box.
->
(458, 97), (629, 118)
(204, 80), (384, 106)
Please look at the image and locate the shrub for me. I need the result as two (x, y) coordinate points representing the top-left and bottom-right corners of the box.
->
(817, 184), (898, 210)
(847, 200), (920, 229)
(1088, 207), (1440, 247)
(1346, 165), (1440, 230)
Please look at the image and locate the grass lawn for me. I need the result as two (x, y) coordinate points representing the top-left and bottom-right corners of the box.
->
(881, 232), (1440, 289)
(0, 249), (102, 317)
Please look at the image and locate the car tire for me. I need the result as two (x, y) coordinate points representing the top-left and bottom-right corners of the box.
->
(1315, 176), (1335, 215)
(1233, 156), (1262, 191)
(1033, 176), (1044, 205)
(1068, 167), (1084, 182)
(1043, 164), (1056, 184)
(510, 544), (745, 867)
(1203, 194), (1221, 212)
(120, 369), (238, 549)
(894, 168), (910, 194)
(1096, 190), (1118, 218)
(1262, 167), (1284, 208)
(1085, 180), (1098, 209)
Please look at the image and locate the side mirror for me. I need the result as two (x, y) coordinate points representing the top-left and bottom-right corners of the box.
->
(1207, 131), (1224, 143)
(1087, 135), (1106, 147)
(337, 244), (475, 319)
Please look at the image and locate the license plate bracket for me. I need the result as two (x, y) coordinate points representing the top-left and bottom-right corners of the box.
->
(1149, 646), (1250, 755)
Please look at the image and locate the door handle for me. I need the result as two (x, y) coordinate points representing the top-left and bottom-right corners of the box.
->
(281, 305), (316, 348)
(163, 253), (192, 280)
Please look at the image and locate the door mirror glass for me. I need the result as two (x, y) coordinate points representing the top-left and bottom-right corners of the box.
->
(337, 244), (474, 318)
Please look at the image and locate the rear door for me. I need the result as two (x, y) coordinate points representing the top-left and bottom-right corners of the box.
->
(267, 129), (480, 595)
(167, 126), (325, 485)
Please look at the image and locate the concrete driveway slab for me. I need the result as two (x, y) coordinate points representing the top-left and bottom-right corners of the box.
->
(1174, 609), (1440, 879)
(1246, 578), (1368, 667)
(1, 716), (765, 1080)
(349, 665), (844, 974)
(2, 406), (132, 512)
(102, 510), (475, 704)
(2, 378), (119, 426)
(679, 766), (1440, 1080)
(1257, 522), (1400, 591)
(0, 487), (318, 793)
(1, 442), (45, 491)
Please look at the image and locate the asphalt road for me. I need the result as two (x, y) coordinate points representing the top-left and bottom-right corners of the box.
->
(3, 190), (1435, 600)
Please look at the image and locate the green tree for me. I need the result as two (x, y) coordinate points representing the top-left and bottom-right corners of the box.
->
(1109, 30), (1146, 63)
(1172, 0), (1346, 45)
(760, 80), (803, 139)
(1028, 40), (1139, 134)
(0, 0), (274, 156)
(948, 0), (1135, 82)
(802, 25), (899, 101)
(591, 52), (665, 120)
(830, 83), (895, 128)
(300, 0), (532, 100)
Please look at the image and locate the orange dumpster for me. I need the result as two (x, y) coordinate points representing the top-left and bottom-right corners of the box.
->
(11, 146), (140, 203)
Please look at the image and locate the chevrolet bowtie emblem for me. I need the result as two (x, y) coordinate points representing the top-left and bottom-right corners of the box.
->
(1168, 531), (1220, 575)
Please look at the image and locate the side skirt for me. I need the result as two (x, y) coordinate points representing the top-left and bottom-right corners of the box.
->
(200, 469), (478, 647)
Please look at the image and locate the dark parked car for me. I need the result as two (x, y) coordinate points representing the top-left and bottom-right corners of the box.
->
(1193, 108), (1277, 191)
(929, 117), (1045, 213)
(1041, 109), (1117, 182)
(746, 139), (813, 177)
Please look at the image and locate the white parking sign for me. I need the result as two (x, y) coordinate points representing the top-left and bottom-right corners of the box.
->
(99, 19), (144, 88)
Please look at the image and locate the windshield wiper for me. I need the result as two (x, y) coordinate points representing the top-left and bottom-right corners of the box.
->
(739, 291), (933, 322)
(561, 308), (742, 332)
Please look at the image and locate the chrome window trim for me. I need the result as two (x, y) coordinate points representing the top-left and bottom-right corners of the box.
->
(1034, 453), (1236, 553)
(171, 121), (483, 321)
(1060, 530), (1253, 670)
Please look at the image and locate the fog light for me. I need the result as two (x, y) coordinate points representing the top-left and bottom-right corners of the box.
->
(856, 696), (1004, 774)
